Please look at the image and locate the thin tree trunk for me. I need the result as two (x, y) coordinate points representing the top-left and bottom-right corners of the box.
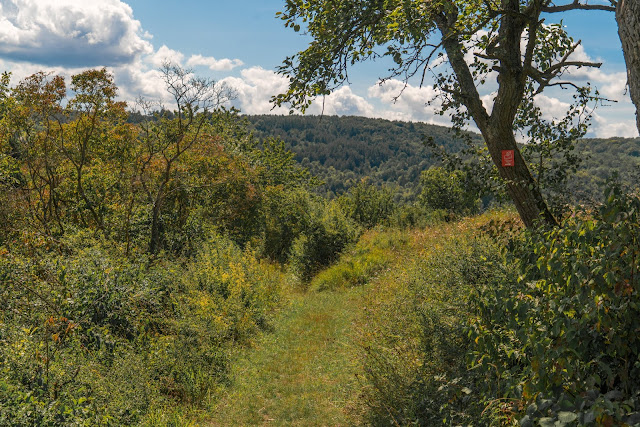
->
(149, 198), (163, 254)
(148, 163), (172, 254)
(617, 0), (640, 134)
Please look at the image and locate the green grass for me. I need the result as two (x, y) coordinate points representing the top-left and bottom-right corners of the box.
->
(205, 287), (366, 426)
(192, 212), (518, 426)
(309, 229), (409, 292)
(354, 210), (519, 425)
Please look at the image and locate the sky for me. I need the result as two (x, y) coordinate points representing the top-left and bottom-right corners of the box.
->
(0, 0), (636, 138)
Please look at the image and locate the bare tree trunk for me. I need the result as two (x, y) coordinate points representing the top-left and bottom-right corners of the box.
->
(617, 0), (640, 133)
(149, 198), (163, 255)
(148, 163), (172, 254)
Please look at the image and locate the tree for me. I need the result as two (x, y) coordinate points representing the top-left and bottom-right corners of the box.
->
(2, 69), (133, 235)
(273, 0), (609, 227)
(337, 178), (396, 228)
(136, 62), (236, 253)
(419, 167), (479, 216)
(530, 0), (640, 138)
(616, 0), (640, 134)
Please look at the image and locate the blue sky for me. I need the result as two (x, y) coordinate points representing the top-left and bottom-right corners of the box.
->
(0, 0), (636, 137)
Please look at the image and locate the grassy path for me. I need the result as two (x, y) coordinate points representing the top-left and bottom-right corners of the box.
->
(206, 287), (366, 426)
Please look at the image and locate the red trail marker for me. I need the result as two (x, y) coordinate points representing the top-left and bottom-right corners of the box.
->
(502, 150), (515, 167)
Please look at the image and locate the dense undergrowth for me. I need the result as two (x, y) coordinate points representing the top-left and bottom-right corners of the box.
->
(472, 185), (640, 426)
(352, 185), (640, 426)
(353, 213), (510, 425)
(0, 233), (284, 426)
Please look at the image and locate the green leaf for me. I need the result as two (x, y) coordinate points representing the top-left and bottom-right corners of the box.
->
(538, 418), (555, 427)
(557, 411), (578, 423)
(519, 415), (533, 427)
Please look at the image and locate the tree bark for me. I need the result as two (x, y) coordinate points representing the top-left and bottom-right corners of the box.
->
(483, 125), (558, 227)
(617, 0), (640, 134)
(149, 197), (163, 254)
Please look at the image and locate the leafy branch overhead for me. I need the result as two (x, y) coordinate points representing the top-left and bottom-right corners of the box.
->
(273, 0), (620, 228)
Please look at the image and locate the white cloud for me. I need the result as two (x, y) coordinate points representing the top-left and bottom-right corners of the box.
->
(221, 67), (377, 117)
(598, 72), (630, 101)
(559, 44), (632, 102)
(368, 79), (453, 126)
(481, 93), (496, 113)
(148, 45), (185, 68)
(0, 0), (152, 67)
(308, 86), (376, 117)
(186, 54), (243, 71)
(221, 66), (290, 114)
(593, 114), (639, 138)
(533, 94), (571, 121)
(112, 63), (169, 105)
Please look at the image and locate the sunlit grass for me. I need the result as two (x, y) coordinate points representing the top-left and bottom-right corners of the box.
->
(187, 209), (520, 426)
(309, 228), (410, 292)
(205, 287), (366, 426)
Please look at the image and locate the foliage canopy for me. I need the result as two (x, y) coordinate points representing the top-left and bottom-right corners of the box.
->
(274, 0), (611, 227)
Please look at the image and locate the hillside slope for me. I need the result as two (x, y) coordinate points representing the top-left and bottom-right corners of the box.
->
(246, 115), (471, 197)
(246, 115), (640, 201)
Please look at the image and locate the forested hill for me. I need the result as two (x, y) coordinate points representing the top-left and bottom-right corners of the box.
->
(571, 137), (640, 199)
(246, 114), (640, 200)
(245, 115), (472, 197)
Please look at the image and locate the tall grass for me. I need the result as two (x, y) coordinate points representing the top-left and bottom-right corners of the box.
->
(309, 229), (409, 292)
(354, 211), (517, 425)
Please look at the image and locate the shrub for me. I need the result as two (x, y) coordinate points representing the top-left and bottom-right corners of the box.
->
(357, 219), (508, 425)
(259, 187), (313, 264)
(337, 179), (396, 229)
(181, 234), (281, 344)
(145, 233), (283, 406)
(0, 237), (177, 425)
(471, 184), (640, 425)
(0, 231), (283, 425)
(289, 199), (359, 282)
(419, 167), (479, 217)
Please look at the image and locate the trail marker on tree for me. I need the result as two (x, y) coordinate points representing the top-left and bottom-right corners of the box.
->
(502, 150), (515, 167)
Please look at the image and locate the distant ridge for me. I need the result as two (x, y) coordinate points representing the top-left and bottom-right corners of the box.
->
(245, 114), (471, 198)
(571, 137), (640, 200)
(245, 115), (640, 201)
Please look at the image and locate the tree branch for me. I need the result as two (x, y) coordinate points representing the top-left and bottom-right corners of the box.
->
(542, 0), (615, 12)
(547, 60), (603, 74)
(525, 39), (603, 94)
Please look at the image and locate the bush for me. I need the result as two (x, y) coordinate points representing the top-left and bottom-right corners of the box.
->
(357, 218), (508, 425)
(259, 187), (313, 264)
(419, 167), (479, 217)
(181, 234), (281, 344)
(289, 199), (359, 282)
(471, 185), (640, 425)
(0, 237), (177, 425)
(337, 179), (396, 229)
(0, 231), (283, 425)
